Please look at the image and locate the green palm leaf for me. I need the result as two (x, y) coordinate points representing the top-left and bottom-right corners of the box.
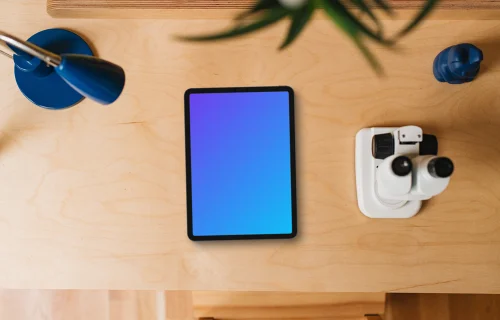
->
(372, 0), (394, 15)
(177, 0), (439, 74)
(349, 0), (383, 34)
(325, 0), (393, 46)
(321, 0), (382, 73)
(236, 0), (280, 20)
(280, 2), (315, 49)
(177, 8), (289, 42)
(395, 0), (440, 39)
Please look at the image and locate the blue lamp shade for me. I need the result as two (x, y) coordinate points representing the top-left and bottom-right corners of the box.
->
(56, 54), (126, 105)
(7, 29), (126, 109)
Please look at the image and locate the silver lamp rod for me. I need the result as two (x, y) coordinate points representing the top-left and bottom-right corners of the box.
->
(0, 30), (62, 66)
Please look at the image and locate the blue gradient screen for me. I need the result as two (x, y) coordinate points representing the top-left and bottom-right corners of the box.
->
(187, 90), (295, 238)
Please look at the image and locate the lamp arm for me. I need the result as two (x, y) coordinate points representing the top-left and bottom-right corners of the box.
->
(0, 30), (61, 67)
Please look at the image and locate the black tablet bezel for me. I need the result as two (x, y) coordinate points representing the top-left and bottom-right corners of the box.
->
(184, 86), (297, 241)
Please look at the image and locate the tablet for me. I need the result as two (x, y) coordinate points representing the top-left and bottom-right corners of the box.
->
(185, 86), (297, 241)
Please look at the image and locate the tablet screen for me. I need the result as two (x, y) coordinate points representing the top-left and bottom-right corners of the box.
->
(185, 87), (297, 240)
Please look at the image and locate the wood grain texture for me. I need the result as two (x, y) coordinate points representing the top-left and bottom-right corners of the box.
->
(0, 290), (157, 320)
(46, 0), (500, 10)
(385, 293), (500, 320)
(2, 0), (500, 293)
(46, 0), (500, 19)
(2, 290), (500, 320)
(192, 291), (385, 319)
(165, 291), (193, 320)
(0, 290), (383, 320)
(109, 291), (157, 320)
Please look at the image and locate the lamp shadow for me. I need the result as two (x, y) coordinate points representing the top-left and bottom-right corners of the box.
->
(0, 128), (18, 155)
(58, 28), (99, 57)
(0, 110), (34, 156)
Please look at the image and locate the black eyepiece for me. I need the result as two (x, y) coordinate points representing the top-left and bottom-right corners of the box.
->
(392, 156), (413, 176)
(372, 133), (394, 159)
(428, 157), (454, 178)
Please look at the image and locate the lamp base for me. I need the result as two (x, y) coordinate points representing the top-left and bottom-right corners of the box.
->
(14, 29), (94, 110)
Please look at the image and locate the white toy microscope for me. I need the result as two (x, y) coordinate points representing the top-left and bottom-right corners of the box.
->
(355, 126), (454, 218)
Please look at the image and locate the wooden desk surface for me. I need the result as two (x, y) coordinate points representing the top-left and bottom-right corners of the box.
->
(1, 0), (500, 293)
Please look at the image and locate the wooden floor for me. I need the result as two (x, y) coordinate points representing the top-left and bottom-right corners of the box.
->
(0, 291), (499, 320)
(0, 290), (158, 320)
(386, 293), (500, 320)
(0, 291), (385, 320)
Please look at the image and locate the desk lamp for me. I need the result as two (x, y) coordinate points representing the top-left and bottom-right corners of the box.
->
(0, 28), (125, 109)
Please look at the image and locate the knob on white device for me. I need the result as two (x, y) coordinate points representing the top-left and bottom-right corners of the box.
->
(355, 126), (454, 218)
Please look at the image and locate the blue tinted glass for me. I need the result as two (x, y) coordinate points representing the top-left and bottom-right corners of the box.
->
(189, 91), (293, 236)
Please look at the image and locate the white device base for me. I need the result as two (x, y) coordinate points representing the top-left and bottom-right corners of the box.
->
(355, 128), (421, 218)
